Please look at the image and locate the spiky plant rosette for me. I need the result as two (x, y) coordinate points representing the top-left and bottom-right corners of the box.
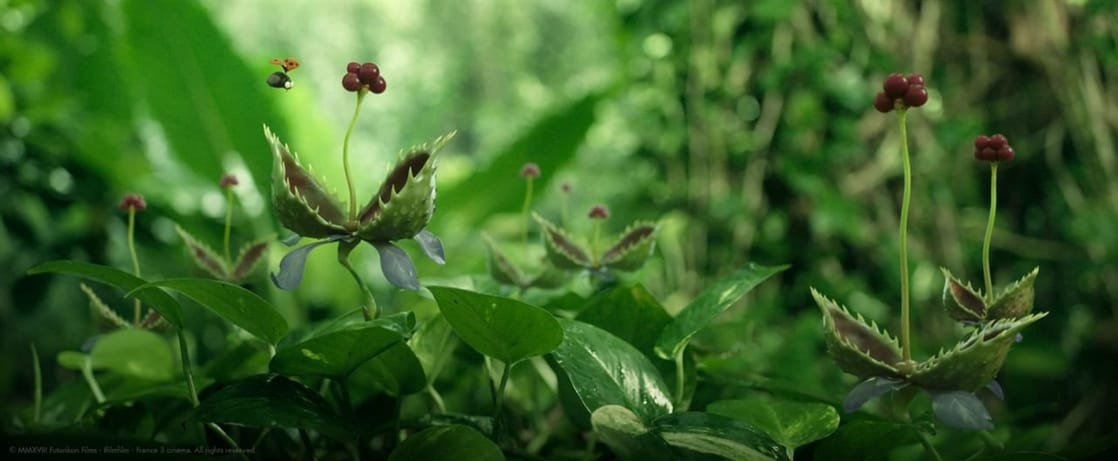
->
(482, 233), (566, 290)
(265, 125), (454, 291)
(533, 213), (658, 273)
(174, 225), (269, 283)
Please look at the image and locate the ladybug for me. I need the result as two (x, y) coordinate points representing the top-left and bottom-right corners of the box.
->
(266, 57), (300, 90)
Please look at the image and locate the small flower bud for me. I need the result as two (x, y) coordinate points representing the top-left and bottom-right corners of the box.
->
(520, 162), (540, 179)
(560, 182), (571, 193)
(588, 204), (610, 220)
(220, 174), (239, 188)
(119, 193), (147, 212)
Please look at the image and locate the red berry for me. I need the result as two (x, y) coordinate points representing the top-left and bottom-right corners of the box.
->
(883, 73), (909, 99)
(358, 63), (380, 83)
(347, 62), (360, 73)
(370, 76), (386, 94)
(588, 204), (610, 220)
(974, 135), (990, 151)
(903, 86), (928, 107)
(907, 73), (925, 87)
(342, 72), (361, 92)
(873, 92), (894, 113)
(988, 134), (1008, 150)
(996, 146), (1015, 162)
(978, 147), (996, 161)
(119, 193), (147, 211)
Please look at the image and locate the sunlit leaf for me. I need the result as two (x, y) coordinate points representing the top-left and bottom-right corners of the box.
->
(590, 405), (673, 461)
(429, 286), (562, 364)
(351, 342), (427, 397)
(652, 412), (789, 461)
(409, 314), (458, 384)
(89, 329), (174, 382)
(708, 397), (840, 450)
(131, 278), (288, 345)
(577, 284), (671, 359)
(270, 323), (403, 379)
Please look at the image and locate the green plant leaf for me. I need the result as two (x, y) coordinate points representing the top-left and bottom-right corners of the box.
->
(987, 267), (1039, 320)
(80, 283), (131, 330)
(590, 405), (673, 461)
(652, 412), (790, 461)
(707, 397), (840, 450)
(230, 238), (270, 282)
(576, 284), (672, 359)
(940, 267), (986, 322)
(89, 329), (174, 382)
(174, 225), (228, 279)
(600, 222), (658, 272)
(534, 213), (594, 269)
(931, 390), (993, 430)
(131, 278), (288, 345)
(811, 288), (904, 379)
(409, 314), (458, 385)
(265, 125), (348, 238)
(482, 234), (529, 287)
(270, 323), (403, 379)
(812, 416), (921, 461)
(548, 318), (673, 423)
(656, 264), (788, 360)
(357, 133), (455, 242)
(388, 425), (504, 461)
(429, 286), (563, 364)
(911, 313), (1047, 391)
(351, 342), (427, 397)
(27, 261), (184, 328)
(194, 374), (352, 441)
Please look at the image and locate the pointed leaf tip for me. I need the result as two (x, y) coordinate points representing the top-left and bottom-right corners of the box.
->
(600, 222), (658, 271)
(414, 229), (446, 265)
(940, 267), (986, 322)
(534, 213), (593, 269)
(812, 288), (904, 379)
(988, 267), (1039, 320)
(374, 242), (421, 290)
(271, 237), (344, 291)
(175, 225), (229, 279)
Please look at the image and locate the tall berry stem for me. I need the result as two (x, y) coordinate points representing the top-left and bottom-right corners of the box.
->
(982, 163), (999, 302)
(223, 186), (234, 264)
(521, 178), (534, 247)
(342, 91), (368, 223)
(897, 110), (913, 364)
(126, 207), (142, 326)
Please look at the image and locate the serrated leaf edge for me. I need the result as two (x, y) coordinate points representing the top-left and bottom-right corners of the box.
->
(230, 237), (271, 282)
(533, 212), (593, 269)
(988, 267), (1039, 315)
(600, 221), (658, 268)
(811, 288), (904, 376)
(916, 312), (1048, 373)
(174, 224), (229, 279)
(81, 282), (131, 329)
(357, 131), (456, 241)
(939, 267), (986, 322)
(265, 124), (349, 234)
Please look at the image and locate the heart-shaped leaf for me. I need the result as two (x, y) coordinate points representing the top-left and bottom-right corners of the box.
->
(270, 323), (404, 379)
(270, 235), (347, 291)
(651, 412), (790, 461)
(357, 132), (455, 242)
(841, 377), (907, 413)
(131, 278), (288, 345)
(656, 264), (788, 360)
(265, 125), (348, 238)
(429, 286), (562, 364)
(230, 238), (270, 282)
(414, 229), (446, 265)
(812, 415), (922, 461)
(987, 267), (1039, 320)
(708, 397), (840, 450)
(576, 284), (672, 360)
(930, 390), (993, 430)
(940, 267), (986, 322)
(534, 213), (593, 269)
(811, 288), (904, 379)
(911, 312), (1047, 391)
(591, 405), (673, 461)
(548, 318), (672, 423)
(28, 261), (184, 328)
(409, 313), (457, 385)
(350, 342), (427, 397)
(373, 242), (420, 291)
(174, 225), (228, 279)
(387, 425), (503, 461)
(194, 374), (352, 441)
(89, 329), (174, 382)
(600, 222), (658, 271)
(80, 283), (131, 330)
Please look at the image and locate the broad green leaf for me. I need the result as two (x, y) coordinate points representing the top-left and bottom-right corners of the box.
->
(194, 374), (351, 441)
(57, 351), (89, 371)
(388, 425), (504, 461)
(656, 264), (788, 359)
(351, 342), (427, 397)
(652, 412), (789, 461)
(28, 261), (184, 328)
(409, 314), (458, 384)
(577, 284), (672, 359)
(930, 391), (993, 430)
(590, 405), (673, 461)
(429, 286), (563, 364)
(270, 323), (403, 379)
(812, 416), (921, 461)
(131, 278), (288, 345)
(548, 318), (672, 423)
(707, 397), (840, 451)
(89, 329), (174, 382)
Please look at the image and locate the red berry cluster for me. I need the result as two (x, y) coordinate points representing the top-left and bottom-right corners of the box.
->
(873, 73), (928, 113)
(119, 193), (147, 211)
(588, 204), (610, 220)
(342, 61), (387, 94)
(973, 134), (1014, 162)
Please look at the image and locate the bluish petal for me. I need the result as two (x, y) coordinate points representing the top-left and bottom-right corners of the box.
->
(985, 380), (1005, 400)
(843, 376), (906, 413)
(270, 236), (344, 290)
(374, 242), (420, 291)
(280, 233), (302, 247)
(414, 229), (446, 265)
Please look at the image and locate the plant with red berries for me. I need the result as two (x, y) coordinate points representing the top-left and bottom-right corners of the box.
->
(813, 74), (1046, 446)
(266, 60), (454, 320)
(174, 174), (269, 283)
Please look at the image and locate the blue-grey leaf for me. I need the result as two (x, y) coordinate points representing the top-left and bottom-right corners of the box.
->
(985, 380), (1004, 401)
(931, 391), (994, 430)
(843, 377), (906, 413)
(280, 233), (302, 247)
(414, 229), (446, 265)
(271, 236), (345, 290)
(375, 242), (420, 291)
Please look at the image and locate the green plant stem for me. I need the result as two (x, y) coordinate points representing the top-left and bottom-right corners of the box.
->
(342, 91), (367, 223)
(299, 428), (314, 461)
(591, 220), (602, 262)
(917, 430), (944, 461)
(982, 163), (999, 302)
(673, 351), (686, 409)
(209, 424), (248, 460)
(426, 384), (446, 413)
(897, 109), (913, 364)
(338, 241), (378, 320)
(31, 343), (41, 425)
(127, 207), (142, 326)
(80, 357), (106, 404)
(521, 178), (534, 247)
(494, 361), (513, 421)
(223, 187), (234, 264)
(560, 190), (570, 227)
(978, 430), (1004, 451)
(177, 330), (200, 407)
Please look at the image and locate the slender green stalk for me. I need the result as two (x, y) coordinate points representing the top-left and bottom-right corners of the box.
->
(338, 242), (378, 320)
(560, 188), (570, 227)
(982, 163), (999, 302)
(673, 351), (686, 409)
(223, 187), (234, 264)
(31, 343), (41, 425)
(299, 429), (314, 461)
(897, 110), (913, 364)
(127, 207), (142, 326)
(591, 220), (602, 262)
(342, 91), (368, 223)
(521, 178), (535, 246)
(80, 357), (106, 404)
(426, 384), (447, 413)
(494, 361), (513, 420)
(177, 331), (200, 406)
(917, 431), (944, 461)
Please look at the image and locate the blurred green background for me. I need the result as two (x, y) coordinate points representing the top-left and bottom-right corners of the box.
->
(2, 0), (1115, 452)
